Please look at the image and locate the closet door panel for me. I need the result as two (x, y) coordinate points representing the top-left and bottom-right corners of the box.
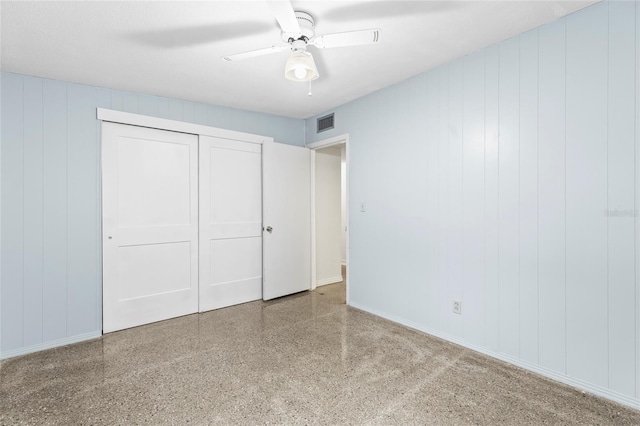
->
(199, 137), (262, 312)
(102, 123), (199, 333)
(206, 237), (262, 309)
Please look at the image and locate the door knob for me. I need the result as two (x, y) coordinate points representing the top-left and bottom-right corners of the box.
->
(265, 226), (273, 233)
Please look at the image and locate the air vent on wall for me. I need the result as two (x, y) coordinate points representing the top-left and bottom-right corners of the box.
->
(317, 113), (334, 133)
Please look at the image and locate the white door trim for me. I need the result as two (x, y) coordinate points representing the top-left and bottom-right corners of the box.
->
(97, 108), (272, 144)
(306, 134), (349, 150)
(310, 150), (317, 290)
(307, 133), (350, 304)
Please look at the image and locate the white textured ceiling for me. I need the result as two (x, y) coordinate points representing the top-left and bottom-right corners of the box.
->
(1, 1), (597, 119)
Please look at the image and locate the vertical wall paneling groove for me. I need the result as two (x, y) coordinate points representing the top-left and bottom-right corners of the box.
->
(462, 51), (486, 347)
(168, 99), (184, 121)
(537, 18), (567, 374)
(137, 94), (159, 117)
(566, 2), (609, 388)
(110, 91), (123, 111)
(0, 69), (2, 350)
(157, 97), (169, 119)
(498, 36), (520, 358)
(1, 73), (24, 352)
(42, 79), (68, 342)
(564, 20), (568, 379)
(193, 102), (208, 125)
(518, 29), (539, 365)
(207, 105), (219, 130)
(404, 75), (429, 325)
(425, 71), (440, 329)
(183, 102), (195, 123)
(67, 83), (98, 336)
(122, 92), (138, 113)
(22, 76), (44, 347)
(607, 0), (636, 397)
(484, 45), (500, 353)
(448, 60), (464, 337)
(635, 0), (640, 401)
(373, 84), (400, 314)
(438, 66), (450, 333)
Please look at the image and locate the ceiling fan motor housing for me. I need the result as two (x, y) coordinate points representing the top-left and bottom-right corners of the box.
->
(282, 11), (315, 42)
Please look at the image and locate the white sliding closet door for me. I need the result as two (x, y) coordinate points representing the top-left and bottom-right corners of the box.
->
(199, 136), (263, 312)
(102, 122), (199, 333)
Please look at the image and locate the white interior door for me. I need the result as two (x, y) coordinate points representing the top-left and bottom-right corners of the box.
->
(263, 141), (311, 300)
(102, 122), (199, 333)
(199, 136), (262, 311)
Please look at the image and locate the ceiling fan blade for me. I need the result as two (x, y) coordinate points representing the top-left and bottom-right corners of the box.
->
(221, 45), (288, 62)
(266, 0), (301, 36)
(312, 29), (381, 49)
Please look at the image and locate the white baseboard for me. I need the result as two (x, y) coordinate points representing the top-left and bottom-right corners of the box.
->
(0, 331), (102, 360)
(316, 275), (344, 287)
(348, 302), (640, 411)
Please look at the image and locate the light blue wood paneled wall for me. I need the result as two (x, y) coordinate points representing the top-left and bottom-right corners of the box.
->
(636, 0), (640, 400)
(305, 1), (639, 407)
(0, 73), (304, 358)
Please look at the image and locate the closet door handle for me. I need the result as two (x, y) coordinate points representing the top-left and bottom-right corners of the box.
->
(265, 226), (273, 233)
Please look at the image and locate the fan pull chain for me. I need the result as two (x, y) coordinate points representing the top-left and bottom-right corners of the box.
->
(308, 80), (313, 97)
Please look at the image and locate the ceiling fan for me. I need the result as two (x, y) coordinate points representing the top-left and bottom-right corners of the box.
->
(221, 0), (381, 83)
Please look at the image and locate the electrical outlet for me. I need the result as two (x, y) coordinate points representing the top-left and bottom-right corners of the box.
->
(360, 202), (366, 212)
(452, 299), (462, 314)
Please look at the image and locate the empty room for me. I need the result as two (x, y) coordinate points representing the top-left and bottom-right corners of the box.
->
(1, 0), (640, 424)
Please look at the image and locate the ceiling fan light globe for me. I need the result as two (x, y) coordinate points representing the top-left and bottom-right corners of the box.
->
(294, 66), (307, 80)
(284, 50), (319, 82)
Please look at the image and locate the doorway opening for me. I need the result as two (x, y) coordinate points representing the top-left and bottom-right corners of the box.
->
(309, 134), (349, 304)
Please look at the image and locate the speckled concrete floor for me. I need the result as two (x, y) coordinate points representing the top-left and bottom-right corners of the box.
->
(1, 276), (639, 425)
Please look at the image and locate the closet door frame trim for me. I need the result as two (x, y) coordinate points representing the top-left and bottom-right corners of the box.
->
(97, 108), (273, 145)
